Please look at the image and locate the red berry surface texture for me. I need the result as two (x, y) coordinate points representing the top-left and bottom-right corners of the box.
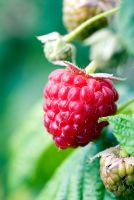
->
(43, 64), (118, 149)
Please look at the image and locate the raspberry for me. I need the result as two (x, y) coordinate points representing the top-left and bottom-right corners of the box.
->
(43, 64), (118, 149)
(100, 147), (134, 196)
(37, 33), (75, 63)
(63, 0), (118, 40)
(44, 39), (73, 62)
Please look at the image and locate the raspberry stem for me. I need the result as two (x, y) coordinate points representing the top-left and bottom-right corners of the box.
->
(117, 98), (134, 114)
(85, 61), (97, 74)
(63, 7), (119, 43)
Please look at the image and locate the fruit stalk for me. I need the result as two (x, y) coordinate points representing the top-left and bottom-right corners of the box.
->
(63, 7), (119, 43)
(85, 61), (97, 74)
(117, 98), (134, 114)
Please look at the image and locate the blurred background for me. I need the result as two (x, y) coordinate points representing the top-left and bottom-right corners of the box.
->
(0, 0), (134, 200)
(0, 1), (88, 199)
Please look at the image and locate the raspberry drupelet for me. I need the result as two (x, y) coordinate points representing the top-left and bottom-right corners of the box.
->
(100, 146), (134, 196)
(43, 63), (118, 149)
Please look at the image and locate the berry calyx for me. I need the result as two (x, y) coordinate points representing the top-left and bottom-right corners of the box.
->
(43, 62), (119, 149)
(100, 146), (134, 196)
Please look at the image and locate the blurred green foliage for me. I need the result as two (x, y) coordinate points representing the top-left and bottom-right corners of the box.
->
(0, 0), (68, 199)
(0, 0), (134, 200)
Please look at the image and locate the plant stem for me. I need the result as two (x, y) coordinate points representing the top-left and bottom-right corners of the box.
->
(117, 98), (134, 114)
(63, 7), (119, 43)
(85, 61), (97, 74)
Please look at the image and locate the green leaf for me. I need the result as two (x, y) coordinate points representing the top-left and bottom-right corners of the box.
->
(117, 0), (134, 55)
(37, 142), (106, 200)
(0, 180), (4, 200)
(38, 139), (134, 200)
(8, 103), (51, 192)
(8, 103), (72, 196)
(36, 140), (134, 200)
(100, 114), (134, 156)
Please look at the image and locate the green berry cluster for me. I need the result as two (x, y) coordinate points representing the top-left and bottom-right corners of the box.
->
(63, 0), (117, 40)
(44, 39), (73, 62)
(100, 147), (134, 196)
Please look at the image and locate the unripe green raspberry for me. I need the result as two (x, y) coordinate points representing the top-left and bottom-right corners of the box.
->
(63, 0), (118, 40)
(37, 33), (75, 63)
(100, 146), (134, 197)
(44, 39), (73, 62)
(118, 162), (126, 178)
(126, 163), (134, 175)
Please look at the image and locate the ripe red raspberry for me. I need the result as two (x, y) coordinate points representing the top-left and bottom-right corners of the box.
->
(43, 64), (118, 149)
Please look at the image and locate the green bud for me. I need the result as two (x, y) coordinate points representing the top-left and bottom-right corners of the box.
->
(111, 174), (120, 183)
(119, 147), (129, 158)
(107, 184), (116, 192)
(127, 175), (134, 184)
(118, 185), (125, 192)
(111, 167), (118, 174)
(126, 163), (134, 175)
(107, 177), (115, 185)
(118, 162), (126, 178)
(44, 39), (73, 62)
(115, 190), (122, 196)
(100, 158), (104, 165)
(37, 33), (75, 63)
(112, 185), (118, 191)
(100, 146), (134, 197)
